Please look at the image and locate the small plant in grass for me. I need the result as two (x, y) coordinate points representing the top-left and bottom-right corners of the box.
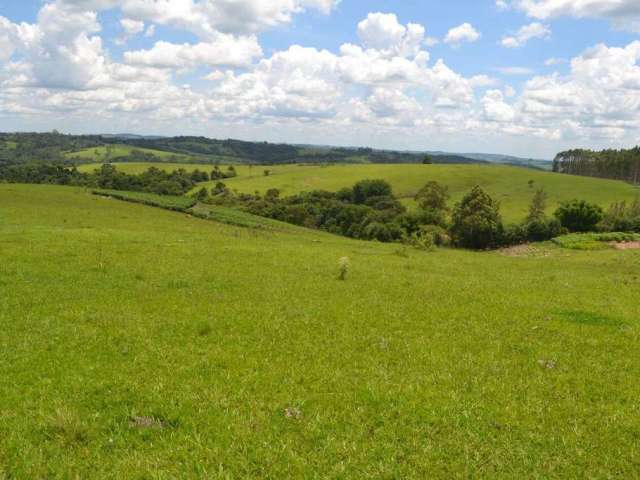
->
(338, 256), (350, 280)
(197, 322), (212, 337)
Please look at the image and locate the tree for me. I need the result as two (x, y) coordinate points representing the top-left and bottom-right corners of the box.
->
(526, 188), (547, 223)
(423, 155), (433, 165)
(212, 181), (227, 195)
(265, 188), (280, 201)
(450, 186), (502, 249)
(195, 187), (209, 201)
(554, 200), (604, 232)
(351, 179), (393, 204)
(415, 181), (449, 211)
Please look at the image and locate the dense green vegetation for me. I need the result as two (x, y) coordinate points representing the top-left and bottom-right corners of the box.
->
(92, 189), (197, 211)
(202, 177), (568, 249)
(2, 184), (640, 478)
(552, 232), (640, 250)
(554, 147), (640, 184)
(0, 163), (209, 196)
(196, 163), (640, 223)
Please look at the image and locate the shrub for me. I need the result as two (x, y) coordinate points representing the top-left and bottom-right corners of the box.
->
(501, 223), (527, 246)
(362, 221), (401, 242)
(601, 199), (640, 232)
(404, 225), (450, 251)
(524, 217), (563, 242)
(415, 181), (449, 212)
(338, 257), (350, 280)
(450, 186), (503, 249)
(194, 187), (209, 202)
(554, 200), (604, 232)
(352, 179), (393, 204)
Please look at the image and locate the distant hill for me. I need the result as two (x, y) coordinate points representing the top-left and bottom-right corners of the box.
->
(453, 153), (552, 170)
(0, 131), (545, 169)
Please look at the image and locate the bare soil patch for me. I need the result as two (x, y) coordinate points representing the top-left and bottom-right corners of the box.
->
(499, 244), (550, 258)
(611, 241), (640, 250)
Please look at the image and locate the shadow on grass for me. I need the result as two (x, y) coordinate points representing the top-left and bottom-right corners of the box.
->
(556, 310), (626, 327)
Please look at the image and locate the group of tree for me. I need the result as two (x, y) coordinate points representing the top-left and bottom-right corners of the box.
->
(553, 147), (640, 184)
(0, 163), (214, 196)
(199, 179), (620, 249)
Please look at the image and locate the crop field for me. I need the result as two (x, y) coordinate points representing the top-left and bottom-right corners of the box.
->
(1, 183), (640, 478)
(194, 163), (640, 223)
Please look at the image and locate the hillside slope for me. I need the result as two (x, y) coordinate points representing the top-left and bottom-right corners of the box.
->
(1, 184), (640, 477)
(195, 164), (640, 222)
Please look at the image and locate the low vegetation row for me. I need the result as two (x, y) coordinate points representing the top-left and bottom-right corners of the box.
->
(198, 179), (640, 250)
(92, 190), (197, 211)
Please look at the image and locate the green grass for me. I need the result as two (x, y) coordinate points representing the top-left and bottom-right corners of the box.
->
(77, 162), (227, 175)
(92, 189), (197, 211)
(193, 164), (639, 223)
(1, 141), (17, 150)
(2, 183), (640, 477)
(65, 145), (190, 161)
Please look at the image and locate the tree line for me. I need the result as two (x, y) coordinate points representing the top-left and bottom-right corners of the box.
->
(196, 179), (627, 249)
(0, 163), (235, 196)
(553, 147), (640, 184)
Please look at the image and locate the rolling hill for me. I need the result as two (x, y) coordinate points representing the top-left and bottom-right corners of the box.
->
(193, 163), (640, 223)
(1, 183), (640, 477)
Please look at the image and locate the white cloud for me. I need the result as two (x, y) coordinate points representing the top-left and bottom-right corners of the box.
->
(501, 22), (551, 48)
(357, 12), (427, 58)
(58, 0), (341, 38)
(506, 0), (640, 31)
(2, 1), (640, 155)
(494, 66), (535, 75)
(545, 57), (567, 66)
(482, 89), (515, 122)
(124, 35), (263, 69)
(444, 23), (481, 46)
(121, 18), (144, 36)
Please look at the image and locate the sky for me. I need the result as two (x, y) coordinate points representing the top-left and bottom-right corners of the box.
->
(1, 1), (639, 158)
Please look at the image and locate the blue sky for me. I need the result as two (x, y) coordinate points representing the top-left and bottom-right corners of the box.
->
(1, 0), (639, 158)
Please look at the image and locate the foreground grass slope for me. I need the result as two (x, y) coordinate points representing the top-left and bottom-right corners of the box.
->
(1, 184), (640, 478)
(205, 164), (639, 222)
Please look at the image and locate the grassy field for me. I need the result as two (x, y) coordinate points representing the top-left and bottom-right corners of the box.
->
(2, 183), (640, 478)
(194, 164), (639, 223)
(77, 162), (226, 175)
(66, 145), (190, 162)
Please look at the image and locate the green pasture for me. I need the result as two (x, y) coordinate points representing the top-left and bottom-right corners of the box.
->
(1, 184), (640, 477)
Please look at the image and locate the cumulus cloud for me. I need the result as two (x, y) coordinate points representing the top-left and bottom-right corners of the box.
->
(2, 1), (640, 152)
(505, 0), (640, 31)
(444, 23), (481, 46)
(501, 22), (551, 48)
(56, 0), (341, 38)
(357, 12), (426, 58)
(124, 35), (263, 69)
